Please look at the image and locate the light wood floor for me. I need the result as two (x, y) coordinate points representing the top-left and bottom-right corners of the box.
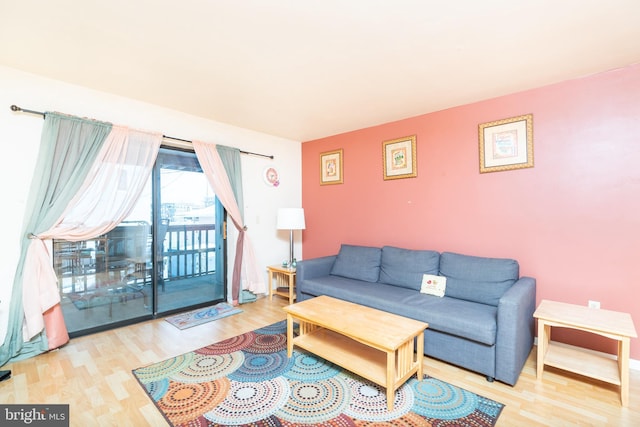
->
(1, 296), (639, 426)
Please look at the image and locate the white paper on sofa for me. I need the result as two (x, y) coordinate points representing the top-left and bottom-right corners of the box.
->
(421, 274), (446, 297)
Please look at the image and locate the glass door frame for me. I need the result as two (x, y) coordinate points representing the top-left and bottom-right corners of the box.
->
(151, 146), (227, 317)
(58, 146), (227, 337)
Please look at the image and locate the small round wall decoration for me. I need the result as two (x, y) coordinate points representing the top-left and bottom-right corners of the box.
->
(263, 167), (280, 187)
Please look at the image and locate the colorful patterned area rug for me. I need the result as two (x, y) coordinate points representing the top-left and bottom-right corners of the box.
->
(164, 302), (243, 330)
(133, 321), (504, 426)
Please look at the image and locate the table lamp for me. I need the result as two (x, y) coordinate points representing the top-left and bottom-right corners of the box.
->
(277, 208), (306, 267)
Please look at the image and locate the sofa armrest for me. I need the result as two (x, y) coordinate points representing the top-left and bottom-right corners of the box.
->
(296, 255), (336, 281)
(495, 276), (536, 385)
(295, 255), (336, 300)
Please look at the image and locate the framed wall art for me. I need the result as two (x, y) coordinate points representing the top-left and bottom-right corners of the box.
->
(320, 149), (343, 185)
(383, 135), (417, 180)
(479, 114), (533, 173)
(263, 167), (280, 187)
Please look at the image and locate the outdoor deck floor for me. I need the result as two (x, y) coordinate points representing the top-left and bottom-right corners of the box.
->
(60, 275), (222, 334)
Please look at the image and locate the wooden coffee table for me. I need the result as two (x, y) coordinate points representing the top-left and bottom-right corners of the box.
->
(283, 295), (428, 410)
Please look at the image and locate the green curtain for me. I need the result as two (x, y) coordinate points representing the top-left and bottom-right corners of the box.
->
(216, 145), (244, 219)
(0, 113), (112, 366)
(215, 145), (246, 302)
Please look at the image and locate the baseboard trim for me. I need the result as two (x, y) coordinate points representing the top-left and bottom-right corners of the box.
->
(533, 338), (640, 371)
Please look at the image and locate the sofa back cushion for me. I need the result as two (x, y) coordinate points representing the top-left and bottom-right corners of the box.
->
(330, 244), (382, 282)
(379, 246), (440, 290)
(439, 252), (519, 306)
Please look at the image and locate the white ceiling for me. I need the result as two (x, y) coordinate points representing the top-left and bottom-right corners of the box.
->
(1, 1), (639, 141)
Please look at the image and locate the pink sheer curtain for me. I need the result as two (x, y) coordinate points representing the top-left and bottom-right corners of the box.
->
(192, 140), (264, 304)
(22, 127), (161, 348)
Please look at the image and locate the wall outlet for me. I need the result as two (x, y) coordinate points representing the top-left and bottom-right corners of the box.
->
(588, 300), (600, 309)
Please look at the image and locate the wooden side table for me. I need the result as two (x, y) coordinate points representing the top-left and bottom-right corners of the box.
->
(534, 299), (637, 406)
(267, 265), (296, 304)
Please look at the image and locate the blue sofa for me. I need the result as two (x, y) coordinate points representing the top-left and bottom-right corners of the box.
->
(295, 244), (536, 385)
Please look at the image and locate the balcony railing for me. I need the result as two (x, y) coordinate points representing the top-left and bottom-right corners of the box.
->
(162, 224), (216, 281)
(54, 222), (218, 295)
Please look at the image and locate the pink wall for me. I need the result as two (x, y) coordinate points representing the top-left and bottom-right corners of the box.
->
(302, 64), (640, 359)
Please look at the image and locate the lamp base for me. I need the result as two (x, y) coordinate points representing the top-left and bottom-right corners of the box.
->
(288, 229), (294, 268)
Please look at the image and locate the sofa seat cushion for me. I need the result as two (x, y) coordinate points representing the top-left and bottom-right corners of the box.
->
(300, 275), (383, 304)
(299, 277), (497, 346)
(400, 295), (497, 345)
(439, 252), (518, 306)
(330, 244), (382, 282)
(378, 246), (440, 291)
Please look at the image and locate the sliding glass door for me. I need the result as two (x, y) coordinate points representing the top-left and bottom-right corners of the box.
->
(54, 147), (225, 336)
(154, 148), (225, 312)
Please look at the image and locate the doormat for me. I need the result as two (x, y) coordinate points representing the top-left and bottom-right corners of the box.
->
(133, 320), (504, 426)
(165, 302), (243, 330)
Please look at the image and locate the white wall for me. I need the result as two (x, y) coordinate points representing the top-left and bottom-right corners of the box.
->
(0, 65), (302, 340)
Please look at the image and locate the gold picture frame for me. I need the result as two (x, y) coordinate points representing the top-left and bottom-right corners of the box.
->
(383, 135), (417, 180)
(320, 149), (343, 185)
(479, 114), (533, 173)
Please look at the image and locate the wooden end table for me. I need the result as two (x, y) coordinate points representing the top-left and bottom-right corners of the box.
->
(283, 295), (428, 410)
(534, 299), (637, 406)
(267, 265), (296, 304)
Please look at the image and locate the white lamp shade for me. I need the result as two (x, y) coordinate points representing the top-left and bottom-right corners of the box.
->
(277, 208), (306, 230)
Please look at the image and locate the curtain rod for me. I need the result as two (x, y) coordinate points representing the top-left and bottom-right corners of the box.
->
(10, 104), (274, 159)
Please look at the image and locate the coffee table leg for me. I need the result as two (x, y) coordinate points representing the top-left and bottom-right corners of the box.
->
(386, 351), (395, 411)
(286, 314), (294, 357)
(416, 332), (424, 379)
